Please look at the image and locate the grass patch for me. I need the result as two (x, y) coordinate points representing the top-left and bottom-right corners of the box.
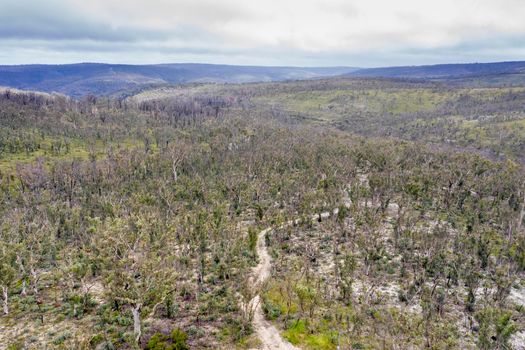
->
(0, 137), (142, 173)
(283, 320), (337, 350)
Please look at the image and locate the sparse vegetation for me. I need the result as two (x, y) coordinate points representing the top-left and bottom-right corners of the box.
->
(0, 76), (524, 349)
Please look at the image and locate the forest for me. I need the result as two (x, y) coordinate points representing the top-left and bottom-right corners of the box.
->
(0, 77), (524, 350)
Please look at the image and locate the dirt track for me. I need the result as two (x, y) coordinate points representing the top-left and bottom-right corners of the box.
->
(248, 207), (345, 350)
(248, 226), (300, 350)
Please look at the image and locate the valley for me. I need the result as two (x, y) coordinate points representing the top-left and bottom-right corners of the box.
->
(0, 73), (524, 349)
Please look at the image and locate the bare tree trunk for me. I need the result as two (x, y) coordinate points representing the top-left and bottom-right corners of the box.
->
(31, 268), (39, 296)
(2, 286), (8, 315)
(21, 280), (27, 297)
(172, 163), (178, 181)
(518, 188), (525, 232)
(16, 255), (27, 297)
(132, 304), (142, 344)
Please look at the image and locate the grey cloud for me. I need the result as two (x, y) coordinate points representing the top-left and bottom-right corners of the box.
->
(0, 0), (205, 42)
(1, 0), (525, 66)
(3, 36), (524, 67)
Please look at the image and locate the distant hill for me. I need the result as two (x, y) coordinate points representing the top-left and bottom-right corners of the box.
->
(348, 61), (525, 83)
(4, 61), (525, 98)
(0, 63), (358, 97)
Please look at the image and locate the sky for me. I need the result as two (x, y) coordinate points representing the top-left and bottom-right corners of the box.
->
(1, 0), (525, 67)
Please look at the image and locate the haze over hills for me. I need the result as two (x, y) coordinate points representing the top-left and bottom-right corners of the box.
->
(348, 60), (525, 80)
(2, 61), (525, 98)
(0, 63), (358, 97)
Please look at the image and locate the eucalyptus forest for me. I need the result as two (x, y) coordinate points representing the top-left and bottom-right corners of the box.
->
(0, 76), (524, 350)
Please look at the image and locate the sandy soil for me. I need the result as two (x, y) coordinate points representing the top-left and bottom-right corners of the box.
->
(247, 205), (348, 350)
(248, 226), (299, 350)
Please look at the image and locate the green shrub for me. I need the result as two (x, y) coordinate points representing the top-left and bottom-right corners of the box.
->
(90, 334), (105, 347)
(145, 329), (189, 350)
(6, 343), (24, 350)
(263, 300), (282, 320)
(145, 333), (168, 350)
(171, 329), (189, 350)
(52, 331), (72, 345)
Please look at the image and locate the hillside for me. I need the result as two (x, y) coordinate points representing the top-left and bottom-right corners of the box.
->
(132, 76), (525, 163)
(0, 79), (524, 349)
(0, 63), (358, 98)
(3, 61), (525, 99)
(349, 61), (525, 84)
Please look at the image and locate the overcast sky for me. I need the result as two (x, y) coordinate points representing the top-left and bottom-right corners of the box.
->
(1, 0), (525, 67)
